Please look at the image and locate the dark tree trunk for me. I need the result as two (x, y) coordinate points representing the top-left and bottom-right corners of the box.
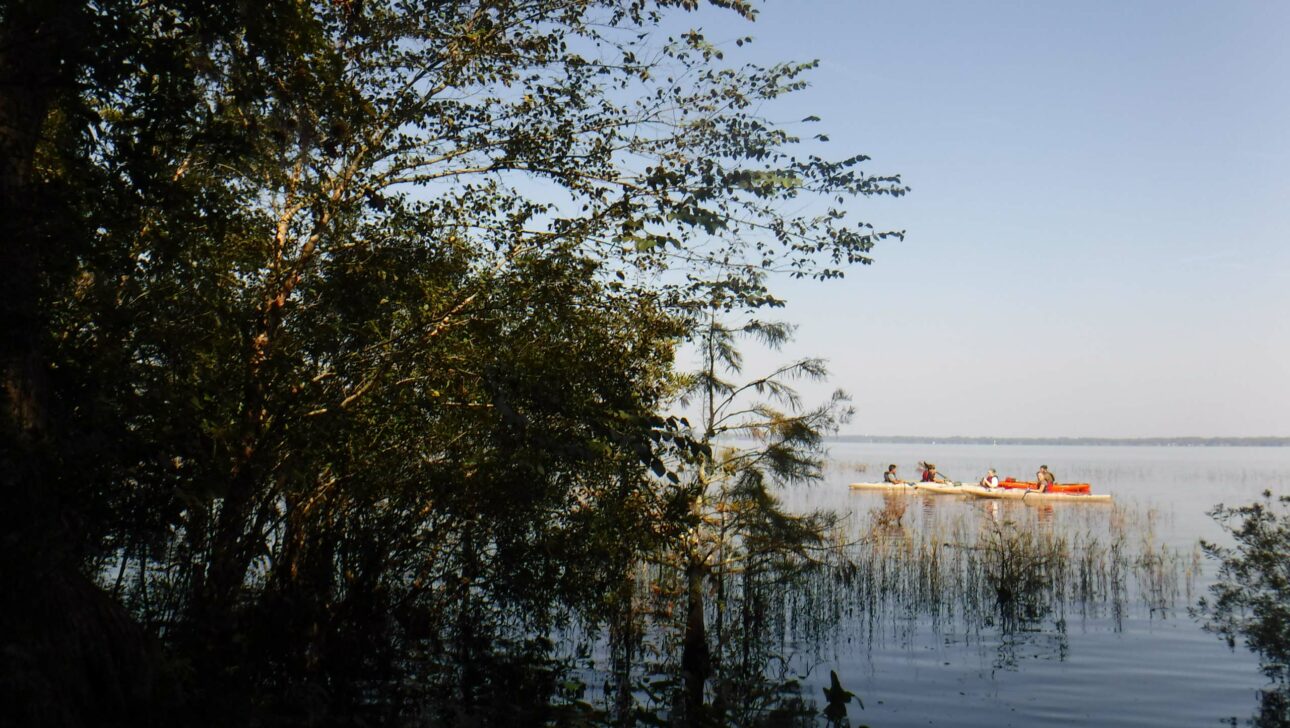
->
(0, 0), (80, 439)
(680, 559), (710, 728)
(1, 4), (171, 725)
(608, 564), (638, 726)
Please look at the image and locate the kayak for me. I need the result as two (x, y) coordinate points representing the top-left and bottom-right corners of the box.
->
(849, 481), (988, 494)
(973, 488), (1112, 503)
(853, 482), (997, 497)
(851, 481), (1110, 502)
(1000, 480), (1091, 494)
(913, 481), (972, 495)
(849, 482), (919, 491)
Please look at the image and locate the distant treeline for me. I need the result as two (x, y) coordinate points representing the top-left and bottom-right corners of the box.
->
(833, 435), (1290, 447)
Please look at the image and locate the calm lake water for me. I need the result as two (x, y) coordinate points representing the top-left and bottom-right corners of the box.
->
(778, 442), (1290, 727)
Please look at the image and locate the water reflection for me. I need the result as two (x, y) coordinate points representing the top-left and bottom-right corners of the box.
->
(850, 498), (1179, 625)
(568, 496), (1196, 726)
(1035, 502), (1055, 526)
(989, 627), (1069, 673)
(982, 499), (1000, 522)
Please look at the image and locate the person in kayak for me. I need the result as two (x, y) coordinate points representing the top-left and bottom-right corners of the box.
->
(883, 464), (908, 485)
(1036, 465), (1056, 492)
(979, 468), (1000, 488)
(920, 462), (949, 484)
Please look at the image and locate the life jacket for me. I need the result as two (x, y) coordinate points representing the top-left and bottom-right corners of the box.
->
(921, 470), (934, 482)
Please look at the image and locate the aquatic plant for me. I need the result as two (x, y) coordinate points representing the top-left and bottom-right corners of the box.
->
(1196, 490), (1290, 728)
(562, 494), (1191, 726)
(868, 492), (909, 532)
(820, 497), (1194, 651)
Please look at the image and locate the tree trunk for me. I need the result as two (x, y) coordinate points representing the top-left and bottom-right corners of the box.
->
(0, 0), (81, 438)
(1, 8), (171, 725)
(608, 562), (637, 726)
(680, 559), (710, 728)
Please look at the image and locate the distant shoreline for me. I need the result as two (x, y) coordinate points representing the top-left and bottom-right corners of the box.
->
(830, 435), (1290, 447)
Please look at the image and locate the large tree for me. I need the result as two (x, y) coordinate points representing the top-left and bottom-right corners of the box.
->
(1, 1), (903, 724)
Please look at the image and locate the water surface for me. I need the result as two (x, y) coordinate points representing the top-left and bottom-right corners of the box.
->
(778, 442), (1289, 727)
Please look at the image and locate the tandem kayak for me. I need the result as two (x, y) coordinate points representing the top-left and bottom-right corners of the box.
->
(913, 481), (982, 495)
(849, 482), (919, 491)
(849, 481), (978, 494)
(973, 488), (1111, 503)
(919, 483), (996, 496)
(999, 480), (1091, 494)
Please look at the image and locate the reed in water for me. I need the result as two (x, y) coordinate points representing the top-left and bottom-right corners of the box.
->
(567, 497), (1191, 724)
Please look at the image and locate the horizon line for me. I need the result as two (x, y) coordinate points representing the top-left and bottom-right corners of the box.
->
(829, 434), (1290, 446)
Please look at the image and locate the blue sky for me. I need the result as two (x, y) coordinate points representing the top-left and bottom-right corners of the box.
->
(675, 0), (1290, 438)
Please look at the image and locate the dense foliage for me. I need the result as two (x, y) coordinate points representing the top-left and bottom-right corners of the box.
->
(0, 1), (902, 725)
(1198, 491), (1290, 728)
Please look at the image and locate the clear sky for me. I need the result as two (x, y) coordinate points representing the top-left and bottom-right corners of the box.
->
(678, 0), (1290, 438)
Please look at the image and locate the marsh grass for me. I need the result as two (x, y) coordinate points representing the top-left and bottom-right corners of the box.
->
(869, 492), (909, 531)
(828, 498), (1190, 637)
(558, 494), (1191, 724)
(823, 459), (869, 475)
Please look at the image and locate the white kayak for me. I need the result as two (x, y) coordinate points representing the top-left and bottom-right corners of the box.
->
(972, 488), (1112, 503)
(915, 482), (1007, 496)
(914, 481), (973, 495)
(850, 481), (993, 496)
(849, 481), (920, 491)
